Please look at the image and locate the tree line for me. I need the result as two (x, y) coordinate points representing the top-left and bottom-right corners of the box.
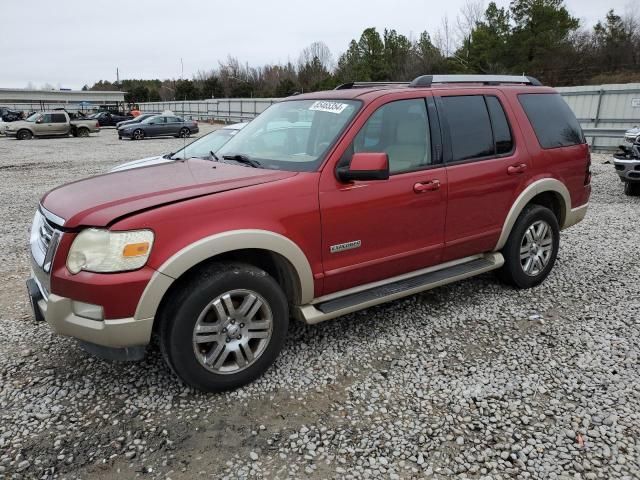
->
(84, 0), (640, 102)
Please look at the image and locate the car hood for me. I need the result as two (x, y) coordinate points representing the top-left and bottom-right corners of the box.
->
(4, 120), (30, 130)
(109, 155), (169, 172)
(41, 159), (297, 228)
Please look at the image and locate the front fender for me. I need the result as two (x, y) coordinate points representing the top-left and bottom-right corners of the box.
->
(134, 229), (314, 321)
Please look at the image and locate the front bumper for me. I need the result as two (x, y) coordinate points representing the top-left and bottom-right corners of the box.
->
(613, 158), (640, 182)
(27, 270), (154, 349)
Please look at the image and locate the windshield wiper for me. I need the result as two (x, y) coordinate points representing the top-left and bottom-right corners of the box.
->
(222, 153), (261, 168)
(210, 150), (220, 162)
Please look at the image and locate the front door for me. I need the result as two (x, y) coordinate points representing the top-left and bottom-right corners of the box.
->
(147, 116), (167, 137)
(319, 96), (447, 295)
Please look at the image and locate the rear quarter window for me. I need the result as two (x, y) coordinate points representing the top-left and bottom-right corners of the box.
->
(518, 93), (585, 149)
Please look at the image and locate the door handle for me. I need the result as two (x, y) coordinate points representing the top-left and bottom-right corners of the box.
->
(414, 179), (440, 193)
(507, 163), (527, 175)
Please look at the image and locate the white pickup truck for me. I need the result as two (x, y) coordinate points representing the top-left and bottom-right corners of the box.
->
(4, 111), (100, 140)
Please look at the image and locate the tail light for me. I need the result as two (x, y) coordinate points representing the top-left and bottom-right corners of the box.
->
(584, 149), (592, 186)
(95, 122), (99, 128)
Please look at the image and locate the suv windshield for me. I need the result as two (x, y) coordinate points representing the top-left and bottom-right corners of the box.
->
(171, 127), (243, 160)
(216, 99), (361, 172)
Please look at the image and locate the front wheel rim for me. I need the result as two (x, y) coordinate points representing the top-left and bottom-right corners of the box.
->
(519, 220), (553, 276)
(192, 289), (273, 375)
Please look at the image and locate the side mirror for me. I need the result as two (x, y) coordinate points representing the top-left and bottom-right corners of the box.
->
(35, 118), (43, 124)
(336, 152), (390, 182)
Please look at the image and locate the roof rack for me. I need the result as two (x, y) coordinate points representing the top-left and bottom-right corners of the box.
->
(409, 74), (542, 87)
(335, 81), (410, 90)
(335, 75), (543, 90)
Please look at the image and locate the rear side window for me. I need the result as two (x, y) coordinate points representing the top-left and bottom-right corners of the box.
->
(486, 96), (513, 154)
(518, 93), (584, 148)
(51, 113), (66, 123)
(441, 96), (494, 162)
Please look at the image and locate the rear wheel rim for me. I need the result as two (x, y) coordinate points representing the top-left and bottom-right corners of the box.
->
(192, 289), (273, 375)
(519, 220), (553, 276)
(180, 128), (189, 137)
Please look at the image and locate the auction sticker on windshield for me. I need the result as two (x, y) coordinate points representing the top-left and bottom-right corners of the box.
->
(309, 101), (349, 114)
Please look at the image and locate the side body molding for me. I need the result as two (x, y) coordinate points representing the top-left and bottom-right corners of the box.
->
(494, 178), (575, 252)
(134, 229), (315, 321)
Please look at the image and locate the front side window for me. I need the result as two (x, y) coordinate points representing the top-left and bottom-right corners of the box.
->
(349, 98), (431, 174)
(41, 114), (53, 123)
(441, 95), (494, 162)
(518, 93), (585, 148)
(217, 99), (360, 172)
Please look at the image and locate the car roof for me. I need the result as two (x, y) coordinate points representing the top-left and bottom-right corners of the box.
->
(288, 84), (556, 102)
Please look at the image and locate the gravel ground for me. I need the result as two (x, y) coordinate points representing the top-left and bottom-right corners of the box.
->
(0, 128), (639, 480)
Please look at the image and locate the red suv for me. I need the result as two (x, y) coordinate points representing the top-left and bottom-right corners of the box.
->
(27, 75), (591, 392)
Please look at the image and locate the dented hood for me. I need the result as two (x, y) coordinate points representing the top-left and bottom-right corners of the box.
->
(41, 159), (296, 228)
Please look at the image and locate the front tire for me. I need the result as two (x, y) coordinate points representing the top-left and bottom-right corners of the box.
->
(17, 129), (32, 140)
(160, 263), (289, 392)
(624, 181), (640, 196)
(132, 129), (144, 140)
(498, 205), (560, 289)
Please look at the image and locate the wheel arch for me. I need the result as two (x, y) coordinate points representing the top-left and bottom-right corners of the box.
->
(494, 178), (571, 252)
(134, 230), (314, 323)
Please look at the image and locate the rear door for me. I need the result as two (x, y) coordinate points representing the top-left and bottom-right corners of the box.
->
(437, 91), (530, 261)
(50, 113), (68, 135)
(167, 116), (183, 135)
(319, 95), (448, 294)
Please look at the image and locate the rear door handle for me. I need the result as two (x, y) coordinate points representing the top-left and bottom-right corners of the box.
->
(414, 179), (440, 193)
(507, 163), (527, 175)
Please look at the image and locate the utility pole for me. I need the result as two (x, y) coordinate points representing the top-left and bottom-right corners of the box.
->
(116, 68), (120, 88)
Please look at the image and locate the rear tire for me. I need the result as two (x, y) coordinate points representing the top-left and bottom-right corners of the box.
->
(498, 205), (560, 289)
(17, 129), (32, 140)
(159, 262), (289, 392)
(178, 127), (190, 138)
(624, 181), (640, 196)
(77, 127), (89, 138)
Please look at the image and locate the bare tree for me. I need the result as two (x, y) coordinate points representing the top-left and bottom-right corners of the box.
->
(298, 41), (333, 70)
(434, 15), (453, 57)
(456, 0), (485, 58)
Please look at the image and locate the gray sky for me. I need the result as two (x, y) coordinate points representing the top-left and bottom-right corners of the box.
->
(0, 0), (635, 89)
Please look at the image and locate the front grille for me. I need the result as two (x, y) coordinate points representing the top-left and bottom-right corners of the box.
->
(39, 219), (54, 252)
(30, 210), (62, 273)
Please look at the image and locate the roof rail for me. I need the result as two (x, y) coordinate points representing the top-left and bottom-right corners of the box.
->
(409, 74), (543, 87)
(335, 81), (410, 90)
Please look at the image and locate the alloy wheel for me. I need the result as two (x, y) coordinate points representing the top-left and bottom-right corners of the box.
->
(519, 220), (554, 276)
(192, 289), (273, 374)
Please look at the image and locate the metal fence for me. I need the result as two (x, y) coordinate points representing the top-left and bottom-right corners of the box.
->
(556, 83), (640, 151)
(137, 98), (278, 123)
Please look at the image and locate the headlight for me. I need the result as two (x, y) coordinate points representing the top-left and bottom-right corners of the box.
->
(66, 229), (154, 274)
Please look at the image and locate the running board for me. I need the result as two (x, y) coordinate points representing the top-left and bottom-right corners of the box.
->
(296, 253), (503, 325)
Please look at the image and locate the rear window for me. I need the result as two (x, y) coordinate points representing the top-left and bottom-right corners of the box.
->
(51, 113), (66, 123)
(518, 93), (584, 148)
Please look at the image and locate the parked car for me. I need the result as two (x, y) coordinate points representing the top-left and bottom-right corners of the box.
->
(613, 126), (640, 196)
(117, 114), (199, 140)
(26, 75), (591, 392)
(86, 111), (133, 127)
(4, 111), (100, 139)
(110, 122), (247, 172)
(0, 119), (8, 135)
(0, 107), (23, 122)
(115, 113), (160, 129)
